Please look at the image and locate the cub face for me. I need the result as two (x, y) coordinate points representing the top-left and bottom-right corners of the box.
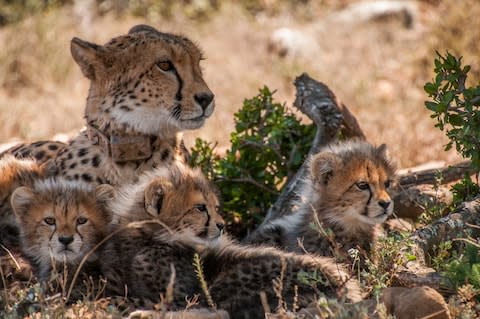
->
(309, 141), (396, 229)
(11, 180), (114, 268)
(71, 24), (214, 135)
(113, 164), (225, 239)
(144, 177), (224, 239)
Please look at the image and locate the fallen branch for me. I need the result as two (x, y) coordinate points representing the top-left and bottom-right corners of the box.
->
(264, 73), (365, 222)
(393, 197), (480, 294)
(391, 160), (476, 219)
(411, 197), (480, 263)
(397, 160), (475, 187)
(392, 184), (452, 220)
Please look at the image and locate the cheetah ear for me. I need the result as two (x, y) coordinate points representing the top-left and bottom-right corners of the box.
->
(11, 186), (35, 219)
(71, 37), (105, 80)
(377, 144), (389, 159)
(95, 184), (115, 222)
(144, 180), (171, 218)
(128, 24), (161, 36)
(310, 152), (342, 185)
(39, 160), (55, 177)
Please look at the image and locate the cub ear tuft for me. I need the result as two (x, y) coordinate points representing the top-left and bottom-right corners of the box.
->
(96, 184), (115, 202)
(70, 37), (104, 80)
(11, 186), (35, 218)
(377, 143), (389, 159)
(95, 184), (115, 222)
(144, 180), (171, 218)
(128, 24), (161, 35)
(310, 152), (342, 185)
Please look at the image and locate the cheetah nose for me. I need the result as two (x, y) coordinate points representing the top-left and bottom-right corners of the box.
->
(378, 200), (391, 210)
(216, 223), (225, 232)
(58, 235), (74, 246)
(194, 92), (214, 111)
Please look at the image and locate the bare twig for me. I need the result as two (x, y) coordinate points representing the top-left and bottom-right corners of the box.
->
(260, 291), (271, 314)
(0, 243), (21, 271)
(217, 176), (278, 195)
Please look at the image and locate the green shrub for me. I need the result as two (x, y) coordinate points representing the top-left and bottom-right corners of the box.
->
(424, 51), (480, 204)
(190, 87), (315, 237)
(444, 244), (480, 298)
(425, 51), (480, 305)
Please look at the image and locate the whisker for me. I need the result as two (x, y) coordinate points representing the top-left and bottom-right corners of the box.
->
(171, 105), (182, 120)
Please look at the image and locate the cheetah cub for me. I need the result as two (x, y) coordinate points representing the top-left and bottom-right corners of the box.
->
(109, 162), (225, 239)
(11, 179), (114, 282)
(101, 163), (362, 317)
(0, 155), (47, 249)
(102, 220), (362, 319)
(248, 140), (396, 263)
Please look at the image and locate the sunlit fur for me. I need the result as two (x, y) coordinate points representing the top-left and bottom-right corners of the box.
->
(74, 25), (215, 137)
(11, 179), (113, 280)
(2, 25), (215, 189)
(101, 229), (363, 318)
(109, 162), (224, 240)
(249, 140), (396, 260)
(0, 155), (46, 248)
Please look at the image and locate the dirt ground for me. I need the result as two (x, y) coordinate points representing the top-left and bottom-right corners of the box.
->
(0, 1), (468, 168)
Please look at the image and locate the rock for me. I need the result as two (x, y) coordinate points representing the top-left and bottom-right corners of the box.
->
(381, 286), (450, 319)
(127, 309), (230, 319)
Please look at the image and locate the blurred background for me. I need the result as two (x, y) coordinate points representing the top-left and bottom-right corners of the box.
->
(0, 0), (478, 168)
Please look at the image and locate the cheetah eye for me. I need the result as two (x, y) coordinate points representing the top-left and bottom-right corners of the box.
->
(384, 180), (391, 188)
(44, 217), (56, 226)
(194, 204), (208, 213)
(156, 61), (174, 72)
(355, 182), (370, 191)
(77, 217), (88, 225)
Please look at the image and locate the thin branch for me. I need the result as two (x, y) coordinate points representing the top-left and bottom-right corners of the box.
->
(216, 176), (278, 195)
(239, 140), (284, 161)
(0, 243), (21, 271)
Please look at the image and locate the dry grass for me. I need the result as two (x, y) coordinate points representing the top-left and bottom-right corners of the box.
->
(0, 0), (475, 168)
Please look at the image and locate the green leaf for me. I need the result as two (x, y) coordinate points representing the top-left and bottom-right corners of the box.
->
(425, 101), (438, 112)
(424, 82), (437, 95)
(442, 91), (455, 104)
(406, 254), (417, 261)
(448, 114), (463, 126)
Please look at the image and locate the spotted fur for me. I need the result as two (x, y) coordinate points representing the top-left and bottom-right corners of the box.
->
(109, 162), (225, 240)
(3, 24), (214, 187)
(248, 140), (396, 264)
(1, 141), (67, 164)
(11, 179), (114, 281)
(101, 230), (363, 319)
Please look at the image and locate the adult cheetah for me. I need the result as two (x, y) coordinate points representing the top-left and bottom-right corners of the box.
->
(2, 24), (214, 187)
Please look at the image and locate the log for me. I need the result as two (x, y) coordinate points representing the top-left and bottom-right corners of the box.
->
(391, 160), (475, 219)
(263, 73), (366, 223)
(392, 184), (452, 220)
(397, 160), (475, 187)
(392, 197), (480, 294)
(412, 197), (480, 263)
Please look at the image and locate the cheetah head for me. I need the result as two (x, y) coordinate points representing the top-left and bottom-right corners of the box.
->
(307, 140), (396, 232)
(11, 180), (114, 268)
(112, 163), (225, 240)
(71, 24), (214, 137)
